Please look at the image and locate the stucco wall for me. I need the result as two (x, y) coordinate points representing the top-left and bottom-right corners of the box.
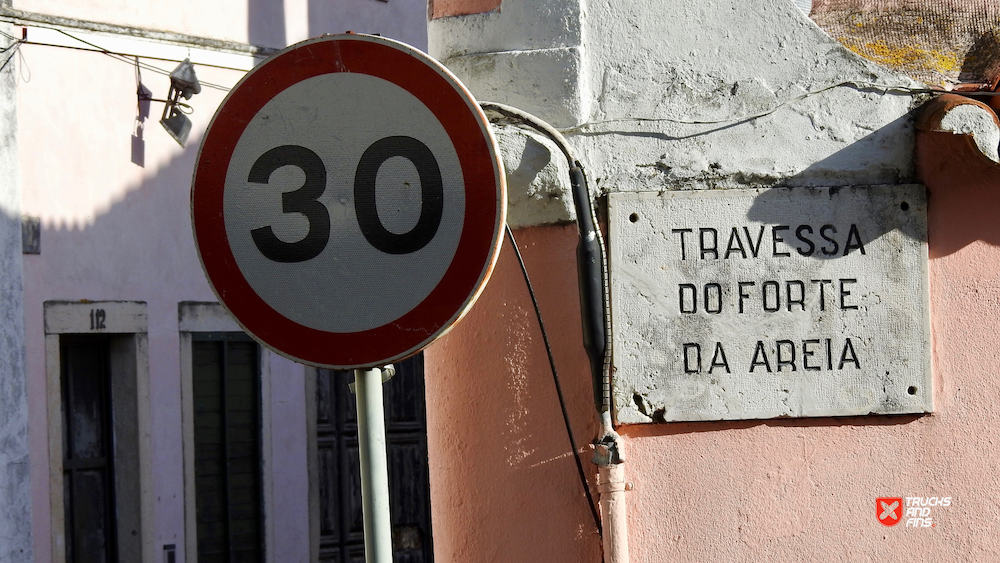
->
(15, 0), (267, 45)
(11, 0), (427, 51)
(11, 0), (432, 558)
(425, 226), (603, 563)
(0, 19), (32, 563)
(424, 140), (1000, 563)
(425, 0), (1000, 561)
(16, 29), (309, 563)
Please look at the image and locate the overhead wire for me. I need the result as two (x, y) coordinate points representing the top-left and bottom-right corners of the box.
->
(560, 80), (999, 135)
(0, 24), (250, 91)
(24, 37), (248, 81)
(0, 35), (23, 74)
(53, 29), (236, 91)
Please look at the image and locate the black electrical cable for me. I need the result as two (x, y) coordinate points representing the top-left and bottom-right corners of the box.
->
(0, 40), (22, 74)
(26, 38), (244, 83)
(504, 223), (603, 536)
(481, 102), (614, 419)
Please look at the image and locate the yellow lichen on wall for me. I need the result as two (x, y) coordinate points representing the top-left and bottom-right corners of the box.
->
(840, 38), (962, 75)
(811, 1), (1000, 88)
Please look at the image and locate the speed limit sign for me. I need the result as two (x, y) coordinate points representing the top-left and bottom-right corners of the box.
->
(192, 34), (506, 369)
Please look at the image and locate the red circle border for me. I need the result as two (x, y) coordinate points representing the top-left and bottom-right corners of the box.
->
(192, 36), (504, 369)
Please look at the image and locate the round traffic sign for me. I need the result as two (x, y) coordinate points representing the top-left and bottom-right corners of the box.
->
(192, 34), (506, 369)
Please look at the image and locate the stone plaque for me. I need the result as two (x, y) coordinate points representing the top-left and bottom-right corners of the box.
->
(609, 186), (930, 423)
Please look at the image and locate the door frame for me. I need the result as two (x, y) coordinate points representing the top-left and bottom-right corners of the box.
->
(178, 302), (274, 563)
(44, 300), (153, 563)
(305, 366), (319, 563)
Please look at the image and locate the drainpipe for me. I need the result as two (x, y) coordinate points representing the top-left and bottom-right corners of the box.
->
(482, 102), (630, 563)
(595, 428), (629, 563)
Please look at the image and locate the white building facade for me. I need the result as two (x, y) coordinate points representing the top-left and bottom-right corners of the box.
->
(0, 2), (428, 562)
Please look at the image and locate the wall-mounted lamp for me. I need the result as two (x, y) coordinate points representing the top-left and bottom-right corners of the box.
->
(160, 58), (201, 147)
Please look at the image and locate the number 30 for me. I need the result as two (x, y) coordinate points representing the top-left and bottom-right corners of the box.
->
(249, 136), (444, 263)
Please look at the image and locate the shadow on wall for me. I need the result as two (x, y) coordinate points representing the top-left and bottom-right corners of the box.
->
(746, 105), (1000, 259)
(0, 203), (31, 563)
(958, 31), (1000, 86)
(308, 0), (428, 51)
(619, 106), (1000, 441)
(249, 0), (287, 49)
(619, 412), (923, 439)
(31, 135), (214, 301)
(244, 0), (430, 55)
(782, 113), (915, 188)
(34, 0), (297, 291)
(744, 186), (925, 261)
(740, 113), (922, 262)
(916, 129), (1000, 258)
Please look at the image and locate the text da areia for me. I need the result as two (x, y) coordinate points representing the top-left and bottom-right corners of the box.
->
(672, 222), (866, 375)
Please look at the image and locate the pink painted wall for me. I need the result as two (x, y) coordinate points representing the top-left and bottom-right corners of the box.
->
(425, 126), (1000, 561)
(430, 0), (502, 20)
(425, 225), (603, 562)
(617, 125), (1000, 560)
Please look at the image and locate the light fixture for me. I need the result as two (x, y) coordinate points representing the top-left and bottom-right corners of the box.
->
(160, 58), (201, 147)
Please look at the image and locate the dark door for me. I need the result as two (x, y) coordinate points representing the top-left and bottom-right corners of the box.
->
(61, 336), (118, 563)
(316, 354), (434, 563)
(192, 333), (264, 563)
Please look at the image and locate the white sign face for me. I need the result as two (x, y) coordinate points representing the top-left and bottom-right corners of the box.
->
(609, 186), (931, 423)
(223, 73), (465, 334)
(192, 35), (505, 369)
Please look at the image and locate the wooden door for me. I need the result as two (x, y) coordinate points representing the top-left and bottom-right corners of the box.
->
(316, 354), (434, 563)
(192, 334), (264, 563)
(61, 336), (118, 563)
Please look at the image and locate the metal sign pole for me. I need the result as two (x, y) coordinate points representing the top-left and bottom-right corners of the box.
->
(354, 367), (394, 563)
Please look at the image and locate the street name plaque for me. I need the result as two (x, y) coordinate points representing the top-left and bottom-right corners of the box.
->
(609, 185), (931, 423)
